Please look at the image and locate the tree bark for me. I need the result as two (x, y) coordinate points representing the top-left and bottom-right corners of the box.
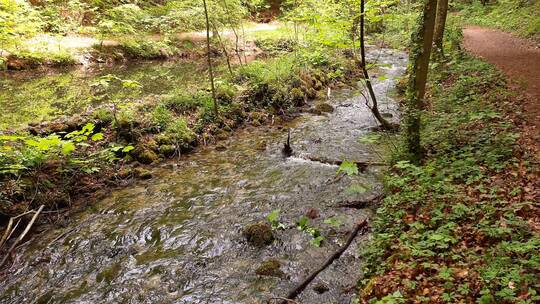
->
(433, 0), (449, 55)
(405, 0), (438, 161)
(359, 0), (397, 131)
(203, 0), (219, 117)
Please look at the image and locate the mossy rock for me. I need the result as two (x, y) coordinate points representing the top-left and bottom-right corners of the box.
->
(381, 112), (394, 118)
(117, 168), (133, 179)
(134, 167), (152, 179)
(290, 87), (305, 105)
(159, 144), (176, 157)
(315, 102), (334, 113)
(133, 148), (159, 165)
(255, 259), (284, 278)
(215, 130), (230, 140)
(313, 282), (329, 294)
(243, 222), (274, 247)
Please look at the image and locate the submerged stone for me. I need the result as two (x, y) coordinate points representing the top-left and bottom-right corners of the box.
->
(315, 102), (334, 113)
(313, 282), (329, 294)
(255, 259), (284, 278)
(243, 222), (274, 247)
(134, 168), (152, 179)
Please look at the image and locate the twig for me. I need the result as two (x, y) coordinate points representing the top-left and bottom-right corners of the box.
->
(0, 210), (39, 250)
(281, 219), (369, 302)
(0, 205), (44, 268)
(268, 297), (299, 304)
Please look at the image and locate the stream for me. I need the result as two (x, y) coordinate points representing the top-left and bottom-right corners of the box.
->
(0, 49), (407, 304)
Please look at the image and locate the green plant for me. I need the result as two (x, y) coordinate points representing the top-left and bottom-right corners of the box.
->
(297, 216), (325, 247)
(267, 209), (285, 230)
(337, 161), (359, 176)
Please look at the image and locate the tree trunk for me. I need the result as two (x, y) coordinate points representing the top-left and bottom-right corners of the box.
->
(405, 0), (438, 161)
(433, 0), (448, 55)
(203, 0), (219, 117)
(211, 23), (233, 76)
(359, 0), (397, 131)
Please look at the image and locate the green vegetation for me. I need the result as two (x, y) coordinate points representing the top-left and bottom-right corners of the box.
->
(459, 0), (540, 41)
(360, 55), (540, 303)
(1, 0), (539, 302)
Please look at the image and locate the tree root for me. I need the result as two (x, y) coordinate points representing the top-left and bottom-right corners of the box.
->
(280, 219), (370, 303)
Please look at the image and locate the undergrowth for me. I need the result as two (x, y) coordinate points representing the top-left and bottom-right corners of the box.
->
(0, 48), (357, 221)
(458, 0), (540, 41)
(359, 55), (540, 303)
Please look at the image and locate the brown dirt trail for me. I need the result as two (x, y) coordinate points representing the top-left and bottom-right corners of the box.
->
(463, 26), (540, 144)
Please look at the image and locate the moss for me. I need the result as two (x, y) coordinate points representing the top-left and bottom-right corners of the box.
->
(314, 102), (334, 113)
(96, 262), (122, 284)
(290, 87), (306, 105)
(255, 259), (284, 278)
(243, 222), (274, 247)
(133, 148), (159, 164)
(215, 130), (230, 140)
(159, 144), (176, 157)
(93, 108), (114, 125)
(133, 167), (152, 179)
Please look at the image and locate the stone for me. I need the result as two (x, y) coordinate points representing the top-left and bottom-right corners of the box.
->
(255, 259), (284, 278)
(243, 222), (274, 247)
(315, 102), (334, 113)
(313, 282), (329, 294)
(134, 167), (152, 179)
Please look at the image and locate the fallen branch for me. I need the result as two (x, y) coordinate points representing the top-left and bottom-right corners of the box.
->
(0, 205), (44, 268)
(268, 297), (299, 304)
(304, 156), (386, 168)
(281, 219), (369, 302)
(337, 192), (384, 209)
(0, 209), (40, 250)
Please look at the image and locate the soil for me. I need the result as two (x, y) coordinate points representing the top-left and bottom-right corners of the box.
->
(463, 25), (540, 146)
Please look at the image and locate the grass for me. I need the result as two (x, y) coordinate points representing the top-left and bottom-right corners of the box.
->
(457, 0), (540, 41)
(359, 54), (540, 303)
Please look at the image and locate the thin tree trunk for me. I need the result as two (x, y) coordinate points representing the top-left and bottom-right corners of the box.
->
(433, 0), (448, 55)
(221, 0), (244, 65)
(211, 22), (234, 76)
(405, 0), (438, 161)
(203, 0), (219, 117)
(359, 0), (396, 131)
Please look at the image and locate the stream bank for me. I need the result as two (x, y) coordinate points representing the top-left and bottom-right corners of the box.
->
(0, 49), (407, 303)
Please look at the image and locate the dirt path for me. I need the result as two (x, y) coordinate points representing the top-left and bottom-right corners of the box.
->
(463, 26), (540, 144)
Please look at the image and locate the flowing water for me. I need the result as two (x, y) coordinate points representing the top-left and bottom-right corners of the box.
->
(0, 49), (406, 304)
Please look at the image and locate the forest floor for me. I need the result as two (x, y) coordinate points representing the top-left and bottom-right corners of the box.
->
(463, 25), (540, 149)
(19, 22), (280, 57)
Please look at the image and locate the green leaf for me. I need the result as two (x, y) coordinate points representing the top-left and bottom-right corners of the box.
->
(310, 235), (325, 247)
(297, 216), (309, 230)
(122, 145), (134, 153)
(337, 161), (359, 176)
(91, 133), (104, 141)
(267, 209), (281, 223)
(323, 217), (342, 228)
(61, 142), (76, 155)
(358, 134), (381, 144)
